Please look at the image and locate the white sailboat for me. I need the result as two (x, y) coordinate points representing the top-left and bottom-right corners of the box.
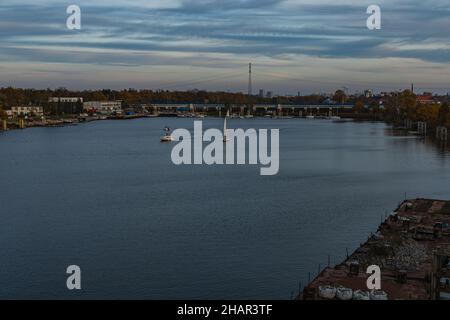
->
(223, 110), (230, 142)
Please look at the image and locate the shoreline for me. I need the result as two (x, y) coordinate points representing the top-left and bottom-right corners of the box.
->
(0, 113), (401, 132)
(1, 115), (448, 152)
(299, 198), (450, 300)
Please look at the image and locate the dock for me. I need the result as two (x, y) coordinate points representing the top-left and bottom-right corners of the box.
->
(300, 198), (450, 300)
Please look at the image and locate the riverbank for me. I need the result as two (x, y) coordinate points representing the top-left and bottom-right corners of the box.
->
(300, 198), (450, 300)
(0, 113), (156, 131)
(0, 113), (338, 132)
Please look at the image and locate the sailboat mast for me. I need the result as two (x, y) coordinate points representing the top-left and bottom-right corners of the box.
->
(224, 112), (227, 137)
(223, 110), (229, 142)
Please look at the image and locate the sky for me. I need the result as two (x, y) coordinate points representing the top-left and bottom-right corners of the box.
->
(0, 0), (449, 94)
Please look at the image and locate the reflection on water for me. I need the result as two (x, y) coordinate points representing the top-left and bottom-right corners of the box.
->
(0, 118), (449, 299)
(384, 126), (450, 163)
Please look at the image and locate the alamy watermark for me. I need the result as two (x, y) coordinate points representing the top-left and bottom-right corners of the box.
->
(366, 265), (381, 290)
(367, 5), (381, 30)
(66, 265), (81, 290)
(65, 4), (380, 31)
(66, 5), (81, 30)
(170, 121), (279, 176)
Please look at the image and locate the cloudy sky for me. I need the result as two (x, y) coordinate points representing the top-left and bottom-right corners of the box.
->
(0, 0), (449, 94)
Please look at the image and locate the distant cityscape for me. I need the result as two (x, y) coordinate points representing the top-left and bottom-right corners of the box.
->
(0, 85), (448, 143)
(1, 85), (449, 117)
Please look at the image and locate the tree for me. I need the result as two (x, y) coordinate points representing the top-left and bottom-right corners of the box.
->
(333, 90), (347, 104)
(438, 103), (449, 126)
(353, 100), (365, 113)
(89, 91), (107, 101)
(368, 101), (380, 114)
(398, 90), (416, 119)
(0, 105), (5, 120)
(446, 112), (450, 128)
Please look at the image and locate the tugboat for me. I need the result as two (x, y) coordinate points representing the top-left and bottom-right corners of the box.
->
(160, 127), (174, 142)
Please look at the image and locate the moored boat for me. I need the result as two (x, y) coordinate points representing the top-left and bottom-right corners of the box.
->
(318, 285), (337, 299)
(370, 290), (388, 300)
(336, 287), (353, 300)
(353, 290), (370, 300)
(160, 127), (174, 142)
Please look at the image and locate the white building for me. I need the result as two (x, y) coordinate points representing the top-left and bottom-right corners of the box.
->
(48, 97), (83, 103)
(364, 90), (374, 98)
(83, 101), (122, 115)
(11, 106), (44, 117)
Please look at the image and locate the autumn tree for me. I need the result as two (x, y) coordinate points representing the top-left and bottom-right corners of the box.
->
(353, 100), (365, 113)
(438, 103), (449, 126)
(398, 90), (417, 119)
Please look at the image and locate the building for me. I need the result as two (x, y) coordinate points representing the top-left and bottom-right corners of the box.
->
(48, 97), (83, 103)
(10, 106), (44, 117)
(364, 90), (373, 98)
(266, 91), (273, 99)
(83, 101), (122, 115)
(417, 93), (438, 105)
(259, 89), (265, 98)
(48, 97), (84, 114)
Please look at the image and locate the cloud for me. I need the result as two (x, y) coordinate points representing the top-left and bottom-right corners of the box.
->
(0, 0), (449, 93)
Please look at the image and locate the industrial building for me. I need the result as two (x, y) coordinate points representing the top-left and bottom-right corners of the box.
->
(83, 101), (123, 115)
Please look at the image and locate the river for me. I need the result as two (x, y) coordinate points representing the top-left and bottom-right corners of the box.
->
(0, 118), (449, 299)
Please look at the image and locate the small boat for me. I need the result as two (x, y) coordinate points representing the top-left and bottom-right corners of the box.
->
(161, 135), (174, 142)
(336, 287), (353, 300)
(370, 290), (388, 300)
(353, 290), (370, 300)
(318, 285), (337, 299)
(160, 127), (174, 142)
(223, 110), (230, 142)
(306, 115), (315, 119)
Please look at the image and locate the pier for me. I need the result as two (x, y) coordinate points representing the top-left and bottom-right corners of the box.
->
(299, 199), (450, 300)
(436, 127), (448, 141)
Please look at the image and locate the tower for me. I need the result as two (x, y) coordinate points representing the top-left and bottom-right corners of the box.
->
(248, 63), (252, 97)
(247, 63), (253, 116)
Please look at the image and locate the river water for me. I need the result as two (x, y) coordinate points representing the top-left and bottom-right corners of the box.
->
(0, 118), (449, 299)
